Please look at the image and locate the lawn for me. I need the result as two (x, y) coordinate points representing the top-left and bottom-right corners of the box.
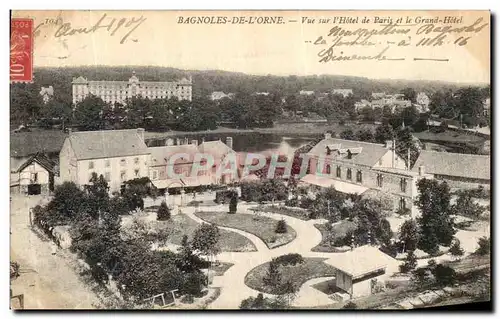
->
(250, 205), (311, 221)
(123, 212), (257, 252)
(311, 220), (357, 252)
(244, 258), (337, 294)
(210, 262), (234, 276)
(194, 211), (297, 249)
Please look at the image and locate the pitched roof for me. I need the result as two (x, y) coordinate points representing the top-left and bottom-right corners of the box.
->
(307, 138), (390, 167)
(411, 150), (490, 180)
(11, 130), (68, 157)
(324, 245), (389, 278)
(199, 140), (233, 161)
(149, 144), (199, 166)
(16, 152), (56, 174)
(68, 129), (149, 160)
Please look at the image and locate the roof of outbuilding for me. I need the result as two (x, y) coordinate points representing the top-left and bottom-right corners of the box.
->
(149, 144), (199, 166)
(16, 152), (57, 174)
(68, 129), (149, 160)
(411, 150), (490, 180)
(307, 138), (391, 167)
(10, 130), (68, 158)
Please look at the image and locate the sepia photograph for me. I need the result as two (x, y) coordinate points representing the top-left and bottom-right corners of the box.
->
(9, 9), (491, 310)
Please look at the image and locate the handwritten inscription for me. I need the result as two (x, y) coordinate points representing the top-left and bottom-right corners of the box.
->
(54, 13), (146, 44)
(312, 17), (489, 63)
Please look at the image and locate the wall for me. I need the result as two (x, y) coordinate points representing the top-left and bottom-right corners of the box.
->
(77, 154), (150, 191)
(19, 162), (50, 186)
(335, 270), (353, 296)
(59, 138), (78, 184)
(309, 156), (416, 212)
(352, 279), (372, 299)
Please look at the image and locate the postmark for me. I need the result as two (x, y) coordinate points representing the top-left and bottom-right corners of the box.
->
(10, 18), (34, 83)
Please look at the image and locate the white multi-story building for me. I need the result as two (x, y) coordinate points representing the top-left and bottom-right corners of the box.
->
(59, 128), (150, 192)
(71, 72), (192, 105)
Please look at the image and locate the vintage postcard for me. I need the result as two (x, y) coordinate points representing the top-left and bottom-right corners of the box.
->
(10, 10), (490, 310)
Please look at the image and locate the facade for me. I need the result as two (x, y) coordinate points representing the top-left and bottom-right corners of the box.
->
(149, 137), (236, 190)
(325, 245), (389, 299)
(332, 88), (353, 98)
(59, 129), (150, 192)
(39, 86), (54, 104)
(303, 134), (432, 215)
(411, 150), (490, 190)
(210, 91), (234, 100)
(72, 72), (192, 105)
(14, 153), (56, 195)
(299, 90), (315, 96)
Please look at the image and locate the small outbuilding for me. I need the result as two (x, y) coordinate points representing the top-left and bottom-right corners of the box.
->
(15, 153), (57, 195)
(325, 245), (389, 299)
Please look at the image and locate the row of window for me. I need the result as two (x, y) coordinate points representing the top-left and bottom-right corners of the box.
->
(88, 169), (141, 183)
(88, 157), (141, 169)
(326, 164), (408, 193)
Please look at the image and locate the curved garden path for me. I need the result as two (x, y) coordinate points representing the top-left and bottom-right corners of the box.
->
(182, 202), (345, 309)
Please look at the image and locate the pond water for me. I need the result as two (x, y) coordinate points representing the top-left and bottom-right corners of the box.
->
(146, 132), (319, 156)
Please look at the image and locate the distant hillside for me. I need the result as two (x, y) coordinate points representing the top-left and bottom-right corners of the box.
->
(29, 65), (481, 101)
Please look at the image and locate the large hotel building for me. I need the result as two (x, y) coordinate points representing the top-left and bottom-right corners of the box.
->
(71, 72), (193, 105)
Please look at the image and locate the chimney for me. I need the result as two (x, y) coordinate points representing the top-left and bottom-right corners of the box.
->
(137, 128), (145, 142)
(226, 136), (233, 149)
(324, 132), (332, 139)
(418, 165), (425, 176)
(191, 139), (198, 146)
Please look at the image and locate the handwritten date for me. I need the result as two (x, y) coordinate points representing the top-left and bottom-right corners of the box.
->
(54, 13), (146, 44)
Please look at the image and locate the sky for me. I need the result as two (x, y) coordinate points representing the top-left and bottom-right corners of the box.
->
(13, 10), (490, 83)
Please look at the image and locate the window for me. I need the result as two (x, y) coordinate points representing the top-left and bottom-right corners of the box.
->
(400, 178), (408, 192)
(120, 158), (127, 166)
(326, 147), (332, 156)
(88, 161), (94, 169)
(104, 172), (111, 182)
(326, 164), (331, 175)
(120, 170), (127, 181)
(31, 173), (38, 183)
(377, 174), (384, 187)
(356, 170), (363, 183)
(134, 157), (139, 165)
(336, 166), (341, 178)
(399, 197), (407, 210)
(134, 169), (140, 177)
(152, 170), (158, 180)
(346, 169), (352, 180)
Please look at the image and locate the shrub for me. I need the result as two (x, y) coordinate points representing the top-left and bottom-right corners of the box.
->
(275, 219), (288, 234)
(432, 264), (457, 287)
(182, 271), (206, 297)
(449, 239), (464, 259)
(274, 253), (304, 266)
(475, 237), (490, 255)
(229, 193), (238, 214)
(343, 301), (357, 309)
(263, 259), (282, 288)
(215, 190), (235, 204)
(399, 250), (417, 273)
(156, 201), (171, 221)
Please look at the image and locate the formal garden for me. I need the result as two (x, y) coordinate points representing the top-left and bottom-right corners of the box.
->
(244, 254), (337, 295)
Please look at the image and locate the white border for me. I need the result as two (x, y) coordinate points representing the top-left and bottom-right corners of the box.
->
(3, 1), (497, 318)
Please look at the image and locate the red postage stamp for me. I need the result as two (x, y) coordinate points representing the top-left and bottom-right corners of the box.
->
(10, 18), (33, 83)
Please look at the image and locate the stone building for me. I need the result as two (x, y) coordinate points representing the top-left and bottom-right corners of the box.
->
(72, 72), (192, 105)
(14, 153), (56, 195)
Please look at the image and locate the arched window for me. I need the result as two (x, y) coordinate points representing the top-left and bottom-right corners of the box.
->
(346, 169), (352, 180)
(399, 197), (407, 210)
(336, 166), (341, 178)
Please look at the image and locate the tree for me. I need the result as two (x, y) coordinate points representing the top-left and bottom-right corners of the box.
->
(229, 192), (238, 214)
(191, 223), (221, 260)
(399, 219), (419, 253)
(411, 267), (433, 289)
(275, 219), (288, 234)
(475, 237), (490, 256)
(156, 201), (171, 221)
(355, 128), (375, 142)
(452, 192), (484, 219)
(84, 173), (110, 213)
(449, 239), (464, 260)
(360, 106), (375, 122)
(375, 123), (394, 143)
(432, 264), (457, 287)
(416, 179), (455, 254)
(401, 88), (417, 103)
(263, 259), (282, 289)
(378, 218), (393, 247)
(10, 82), (43, 126)
(399, 250), (417, 273)
(343, 301), (357, 309)
(73, 95), (107, 130)
(175, 235), (205, 273)
(340, 129), (355, 140)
